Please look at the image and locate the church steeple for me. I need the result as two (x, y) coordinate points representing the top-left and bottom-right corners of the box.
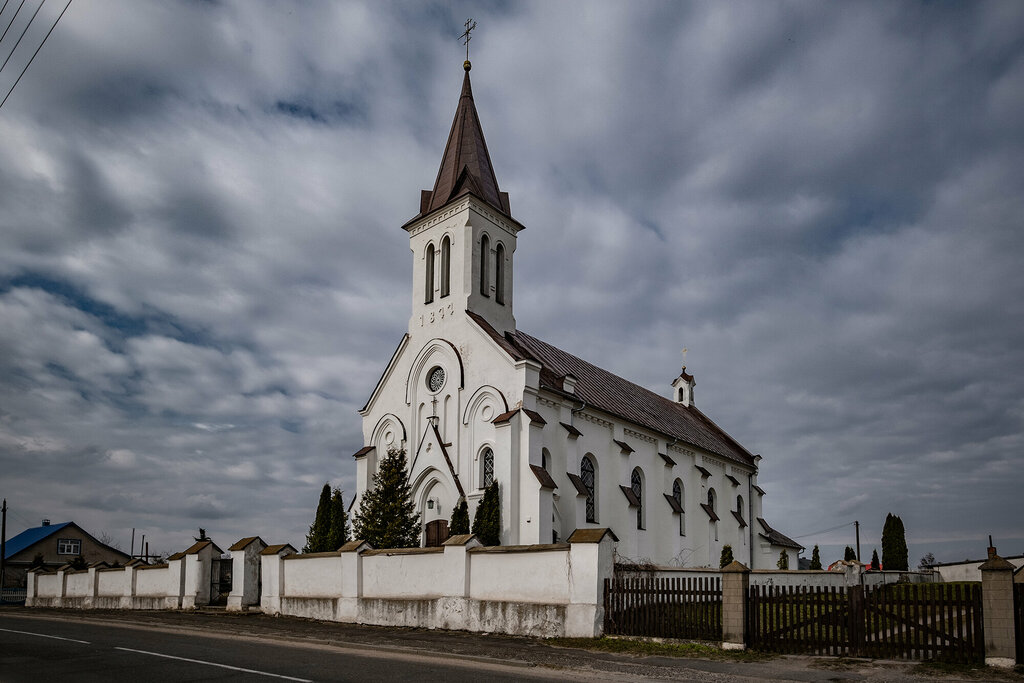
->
(418, 63), (511, 219)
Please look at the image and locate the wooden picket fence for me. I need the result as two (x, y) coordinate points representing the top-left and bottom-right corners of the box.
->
(604, 575), (721, 641)
(748, 583), (984, 663)
(1015, 583), (1024, 664)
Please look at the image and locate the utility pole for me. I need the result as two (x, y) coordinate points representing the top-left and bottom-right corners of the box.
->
(1, 498), (7, 590)
(855, 520), (861, 562)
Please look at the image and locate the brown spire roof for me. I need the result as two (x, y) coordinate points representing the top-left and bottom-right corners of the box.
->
(418, 66), (510, 220)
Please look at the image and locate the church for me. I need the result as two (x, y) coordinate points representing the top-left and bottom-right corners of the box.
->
(352, 60), (801, 569)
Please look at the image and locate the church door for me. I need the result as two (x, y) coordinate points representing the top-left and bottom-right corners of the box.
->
(425, 519), (449, 547)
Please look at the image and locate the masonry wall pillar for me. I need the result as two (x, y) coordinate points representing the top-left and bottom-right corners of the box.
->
(565, 528), (617, 637)
(24, 570), (36, 606)
(721, 560), (750, 650)
(122, 564), (137, 609)
(337, 540), (370, 622)
(56, 568), (67, 608)
(85, 566), (99, 608)
(980, 554), (1017, 668)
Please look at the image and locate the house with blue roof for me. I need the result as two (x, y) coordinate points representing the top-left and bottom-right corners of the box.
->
(2, 519), (130, 588)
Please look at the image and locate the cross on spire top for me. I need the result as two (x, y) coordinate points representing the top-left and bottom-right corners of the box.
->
(460, 18), (477, 69)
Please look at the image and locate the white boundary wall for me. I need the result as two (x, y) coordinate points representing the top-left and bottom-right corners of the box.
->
(264, 534), (617, 638)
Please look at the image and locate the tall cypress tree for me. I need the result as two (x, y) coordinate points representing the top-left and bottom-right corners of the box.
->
(881, 513), (895, 569)
(869, 548), (881, 570)
(449, 498), (470, 536)
(890, 515), (909, 570)
(809, 545), (822, 570)
(472, 481), (501, 546)
(844, 546), (857, 561)
(352, 448), (421, 548)
(304, 483), (332, 552)
(325, 488), (348, 551)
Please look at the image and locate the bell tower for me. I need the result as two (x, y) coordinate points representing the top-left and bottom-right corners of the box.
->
(401, 60), (523, 337)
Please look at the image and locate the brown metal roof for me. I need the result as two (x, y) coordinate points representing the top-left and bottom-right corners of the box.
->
(412, 68), (510, 222)
(566, 528), (619, 543)
(530, 464), (557, 490)
(701, 503), (720, 522)
(752, 484), (766, 496)
(566, 472), (588, 496)
(663, 493), (683, 513)
(352, 446), (374, 459)
(731, 510), (748, 529)
(695, 465), (713, 478)
(659, 452), (677, 466)
(228, 536), (265, 552)
(494, 327), (756, 468)
(725, 474), (740, 486)
(619, 485), (640, 507)
(260, 543), (297, 556)
(613, 439), (634, 454)
(521, 408), (547, 425)
(559, 421), (582, 438)
(757, 518), (803, 550)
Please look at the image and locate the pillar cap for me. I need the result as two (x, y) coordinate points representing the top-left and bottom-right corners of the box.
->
(721, 560), (751, 573)
(979, 555), (1015, 571)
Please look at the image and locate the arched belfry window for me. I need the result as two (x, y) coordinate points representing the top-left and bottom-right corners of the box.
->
(481, 448), (494, 488)
(425, 244), (435, 304)
(580, 455), (596, 523)
(631, 467), (644, 530)
(479, 235), (490, 297)
(673, 478), (685, 536)
(494, 242), (505, 304)
(440, 236), (451, 298)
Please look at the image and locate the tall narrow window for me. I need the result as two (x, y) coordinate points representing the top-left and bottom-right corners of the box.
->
(631, 467), (644, 530)
(708, 488), (716, 512)
(482, 448), (494, 488)
(494, 242), (505, 304)
(736, 495), (744, 523)
(440, 236), (451, 298)
(673, 479), (685, 536)
(580, 456), (596, 523)
(479, 235), (490, 297)
(425, 243), (435, 304)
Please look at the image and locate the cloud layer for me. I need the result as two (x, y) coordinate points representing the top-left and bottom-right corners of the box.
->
(1, 1), (1021, 564)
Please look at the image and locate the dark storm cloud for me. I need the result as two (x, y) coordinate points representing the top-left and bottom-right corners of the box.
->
(0, 0), (1020, 563)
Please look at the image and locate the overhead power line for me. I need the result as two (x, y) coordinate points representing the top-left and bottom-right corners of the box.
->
(0, 0), (27, 46)
(793, 520), (856, 540)
(0, 0), (45, 75)
(0, 0), (71, 111)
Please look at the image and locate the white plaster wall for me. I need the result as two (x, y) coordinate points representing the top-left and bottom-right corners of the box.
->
(96, 569), (125, 596)
(468, 549), (571, 604)
(362, 551), (447, 598)
(935, 558), (1022, 583)
(35, 573), (59, 597)
(135, 567), (169, 596)
(749, 570), (846, 588)
(282, 556), (344, 597)
(64, 571), (91, 597)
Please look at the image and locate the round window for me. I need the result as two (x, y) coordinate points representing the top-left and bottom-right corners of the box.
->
(427, 366), (446, 393)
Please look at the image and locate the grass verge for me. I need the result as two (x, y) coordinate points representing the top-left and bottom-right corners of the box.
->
(546, 636), (775, 662)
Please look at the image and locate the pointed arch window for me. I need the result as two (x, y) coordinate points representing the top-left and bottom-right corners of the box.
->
(736, 494), (745, 524)
(425, 243), (435, 304)
(440, 236), (451, 298)
(673, 478), (685, 536)
(631, 467), (644, 530)
(708, 488), (716, 512)
(479, 235), (490, 297)
(481, 447), (494, 488)
(494, 242), (505, 304)
(580, 455), (596, 523)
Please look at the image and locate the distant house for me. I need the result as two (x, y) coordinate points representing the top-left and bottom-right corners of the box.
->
(928, 552), (1024, 583)
(2, 520), (131, 587)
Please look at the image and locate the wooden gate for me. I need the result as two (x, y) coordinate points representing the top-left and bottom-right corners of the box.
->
(1015, 583), (1023, 664)
(603, 575), (721, 641)
(424, 519), (448, 547)
(748, 583), (983, 663)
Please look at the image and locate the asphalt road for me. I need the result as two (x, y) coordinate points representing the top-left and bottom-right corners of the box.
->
(0, 613), (592, 682)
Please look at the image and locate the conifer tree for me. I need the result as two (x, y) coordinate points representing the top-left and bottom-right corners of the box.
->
(325, 487), (348, 551)
(352, 448), (420, 548)
(303, 483), (332, 552)
(719, 544), (734, 568)
(472, 481), (501, 546)
(777, 549), (789, 569)
(844, 546), (857, 561)
(449, 498), (470, 536)
(869, 548), (880, 570)
(881, 512), (909, 570)
(809, 545), (822, 570)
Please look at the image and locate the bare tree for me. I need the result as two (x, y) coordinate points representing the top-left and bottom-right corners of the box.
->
(98, 531), (123, 551)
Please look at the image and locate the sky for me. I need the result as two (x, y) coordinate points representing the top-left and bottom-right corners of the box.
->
(0, 1), (1021, 566)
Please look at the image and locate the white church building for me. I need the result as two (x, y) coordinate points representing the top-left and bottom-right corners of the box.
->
(353, 61), (801, 569)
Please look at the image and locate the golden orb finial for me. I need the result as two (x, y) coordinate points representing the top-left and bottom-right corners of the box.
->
(464, 59), (471, 71)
